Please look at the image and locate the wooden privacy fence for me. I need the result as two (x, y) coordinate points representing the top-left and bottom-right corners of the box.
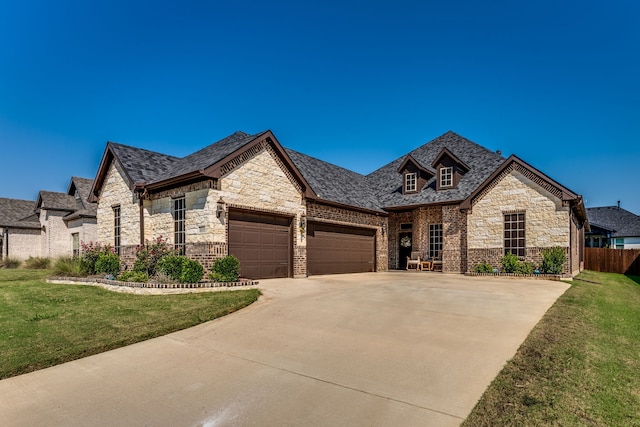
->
(585, 248), (640, 275)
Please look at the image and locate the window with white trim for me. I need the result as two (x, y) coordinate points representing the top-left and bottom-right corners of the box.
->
(440, 167), (453, 188)
(405, 172), (417, 193)
(173, 197), (186, 255)
(504, 212), (525, 257)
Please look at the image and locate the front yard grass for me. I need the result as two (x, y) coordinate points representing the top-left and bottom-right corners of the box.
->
(0, 269), (260, 379)
(463, 270), (640, 426)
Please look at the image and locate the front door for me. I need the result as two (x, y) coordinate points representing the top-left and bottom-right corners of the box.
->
(398, 232), (412, 269)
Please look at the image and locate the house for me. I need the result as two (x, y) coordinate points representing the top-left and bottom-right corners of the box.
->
(0, 198), (42, 260)
(586, 205), (640, 249)
(89, 130), (588, 278)
(0, 177), (97, 260)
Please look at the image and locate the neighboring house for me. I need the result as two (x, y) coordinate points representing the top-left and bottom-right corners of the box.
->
(586, 205), (640, 249)
(89, 130), (588, 278)
(0, 177), (97, 260)
(0, 198), (42, 260)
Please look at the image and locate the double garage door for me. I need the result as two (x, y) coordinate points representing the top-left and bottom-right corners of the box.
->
(229, 210), (375, 279)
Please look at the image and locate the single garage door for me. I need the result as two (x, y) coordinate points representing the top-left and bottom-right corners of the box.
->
(228, 210), (292, 279)
(307, 222), (375, 275)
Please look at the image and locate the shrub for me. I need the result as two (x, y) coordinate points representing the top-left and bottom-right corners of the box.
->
(501, 252), (521, 274)
(133, 236), (176, 276)
(80, 242), (114, 274)
(157, 255), (204, 283)
(473, 262), (494, 273)
(516, 261), (536, 275)
(53, 257), (88, 277)
(24, 257), (51, 269)
(117, 270), (149, 283)
(157, 255), (185, 282)
(0, 257), (21, 269)
(180, 258), (204, 283)
(209, 255), (240, 282)
(94, 252), (121, 276)
(541, 247), (566, 274)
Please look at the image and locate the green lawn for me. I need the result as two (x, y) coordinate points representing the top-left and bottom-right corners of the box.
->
(463, 270), (640, 426)
(0, 269), (260, 379)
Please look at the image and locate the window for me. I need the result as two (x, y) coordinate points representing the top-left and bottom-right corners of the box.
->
(405, 172), (417, 193)
(72, 233), (79, 257)
(440, 167), (453, 188)
(173, 197), (186, 255)
(429, 223), (443, 258)
(113, 206), (121, 255)
(615, 238), (624, 249)
(504, 212), (525, 257)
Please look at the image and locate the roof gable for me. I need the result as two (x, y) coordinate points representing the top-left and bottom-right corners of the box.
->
(431, 147), (471, 172)
(36, 191), (79, 212)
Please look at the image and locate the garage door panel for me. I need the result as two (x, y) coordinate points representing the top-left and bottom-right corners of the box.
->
(228, 210), (292, 279)
(307, 222), (375, 275)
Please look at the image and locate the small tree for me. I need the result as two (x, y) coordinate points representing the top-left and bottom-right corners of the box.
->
(133, 236), (176, 276)
(80, 242), (115, 275)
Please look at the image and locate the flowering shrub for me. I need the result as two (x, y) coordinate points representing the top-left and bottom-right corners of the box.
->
(132, 236), (176, 276)
(80, 242), (116, 275)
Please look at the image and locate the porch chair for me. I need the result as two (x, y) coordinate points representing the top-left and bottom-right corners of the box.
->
(430, 251), (443, 272)
(406, 251), (422, 271)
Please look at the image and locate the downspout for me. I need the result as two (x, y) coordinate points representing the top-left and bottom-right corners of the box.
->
(139, 191), (146, 245)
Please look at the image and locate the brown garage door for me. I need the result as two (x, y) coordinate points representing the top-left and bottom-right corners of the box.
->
(307, 222), (375, 275)
(228, 210), (292, 279)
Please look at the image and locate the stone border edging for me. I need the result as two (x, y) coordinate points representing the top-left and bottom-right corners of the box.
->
(465, 272), (568, 280)
(47, 276), (259, 293)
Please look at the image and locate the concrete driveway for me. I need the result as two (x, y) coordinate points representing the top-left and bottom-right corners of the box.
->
(0, 273), (569, 426)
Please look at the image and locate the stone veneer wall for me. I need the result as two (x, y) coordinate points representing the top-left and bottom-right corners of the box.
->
(466, 170), (572, 273)
(40, 210), (72, 259)
(97, 161), (141, 249)
(306, 202), (388, 273)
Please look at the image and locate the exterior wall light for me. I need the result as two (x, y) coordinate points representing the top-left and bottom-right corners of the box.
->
(299, 214), (307, 235)
(216, 197), (226, 220)
(381, 222), (386, 236)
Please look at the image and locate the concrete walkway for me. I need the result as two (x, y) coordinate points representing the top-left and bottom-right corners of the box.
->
(0, 273), (569, 426)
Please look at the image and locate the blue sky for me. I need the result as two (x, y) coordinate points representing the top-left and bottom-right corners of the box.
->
(1, 0), (639, 213)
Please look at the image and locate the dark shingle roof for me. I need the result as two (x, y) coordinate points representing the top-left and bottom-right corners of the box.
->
(69, 177), (97, 217)
(587, 206), (640, 238)
(153, 131), (262, 183)
(366, 131), (505, 208)
(0, 198), (40, 228)
(38, 191), (78, 211)
(285, 148), (384, 212)
(108, 142), (180, 184)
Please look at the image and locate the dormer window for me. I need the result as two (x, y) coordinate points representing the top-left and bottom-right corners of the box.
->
(440, 167), (453, 188)
(405, 172), (417, 193)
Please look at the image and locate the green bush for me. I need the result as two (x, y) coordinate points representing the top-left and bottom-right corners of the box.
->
(95, 252), (121, 276)
(53, 257), (88, 277)
(133, 236), (176, 276)
(516, 261), (536, 275)
(501, 252), (521, 273)
(157, 255), (185, 282)
(473, 262), (494, 273)
(541, 247), (566, 274)
(117, 270), (149, 283)
(0, 257), (21, 269)
(157, 255), (204, 283)
(24, 257), (51, 269)
(80, 242), (115, 274)
(180, 258), (204, 283)
(209, 255), (240, 282)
